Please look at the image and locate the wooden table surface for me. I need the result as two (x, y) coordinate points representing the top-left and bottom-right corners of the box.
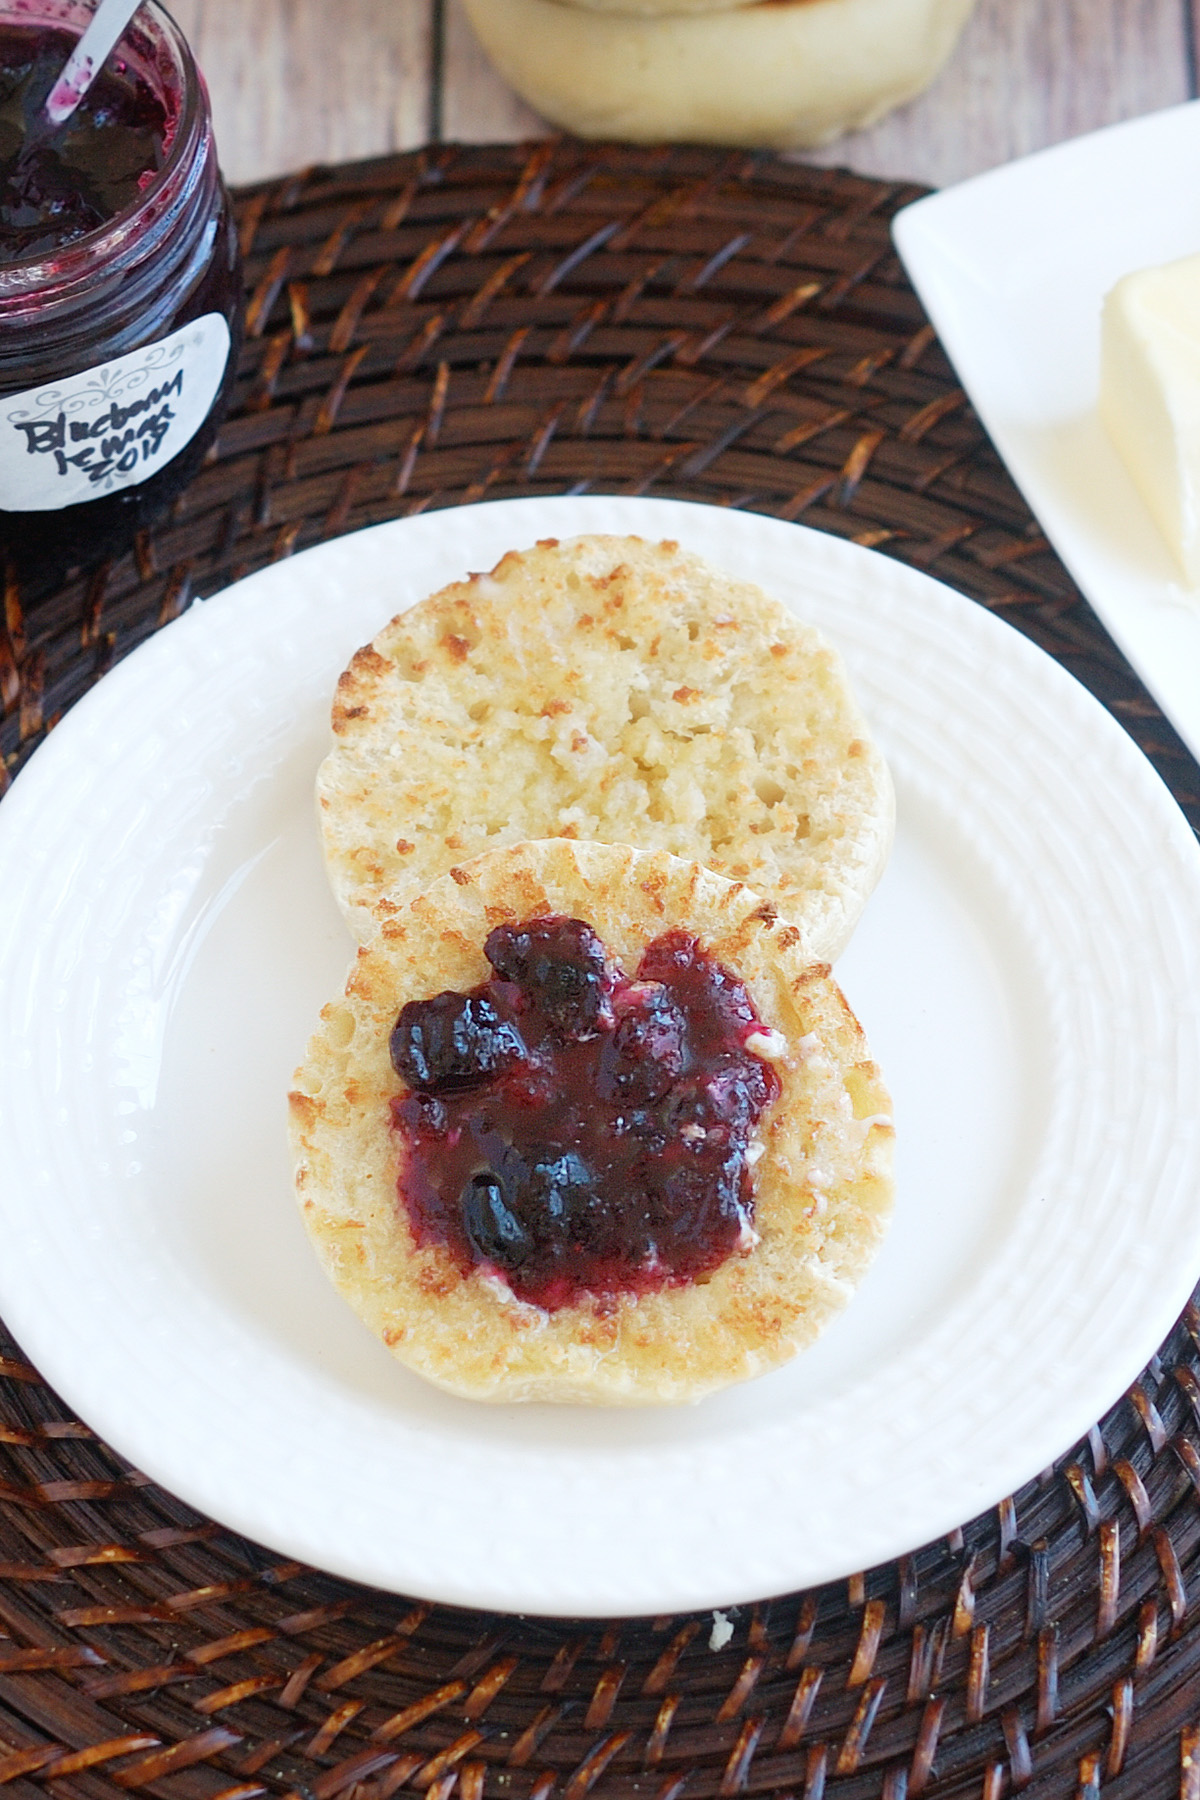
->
(171, 0), (1200, 193)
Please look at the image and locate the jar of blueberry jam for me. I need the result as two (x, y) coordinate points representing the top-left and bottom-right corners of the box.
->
(0, 0), (243, 585)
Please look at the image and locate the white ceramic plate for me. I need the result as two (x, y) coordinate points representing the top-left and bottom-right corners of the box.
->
(892, 100), (1200, 766)
(3, 494), (1200, 1619)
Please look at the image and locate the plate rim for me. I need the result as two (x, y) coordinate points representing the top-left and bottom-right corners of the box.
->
(3, 493), (1200, 1615)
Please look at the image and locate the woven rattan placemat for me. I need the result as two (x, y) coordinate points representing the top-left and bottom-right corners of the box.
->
(3, 139), (1200, 1800)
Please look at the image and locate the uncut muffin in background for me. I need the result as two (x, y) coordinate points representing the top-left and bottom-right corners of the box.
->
(318, 534), (894, 965)
(457, 0), (978, 151)
(289, 840), (895, 1405)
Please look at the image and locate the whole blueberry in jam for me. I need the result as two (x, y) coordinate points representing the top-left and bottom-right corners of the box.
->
(390, 919), (782, 1310)
(461, 1171), (532, 1268)
(484, 916), (614, 1041)
(390, 991), (525, 1091)
(600, 983), (687, 1104)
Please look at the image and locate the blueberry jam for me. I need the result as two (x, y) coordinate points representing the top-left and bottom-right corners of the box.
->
(0, 3), (243, 592)
(389, 919), (783, 1311)
(0, 25), (168, 260)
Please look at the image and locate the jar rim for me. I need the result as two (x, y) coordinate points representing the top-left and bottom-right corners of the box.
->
(0, 0), (206, 294)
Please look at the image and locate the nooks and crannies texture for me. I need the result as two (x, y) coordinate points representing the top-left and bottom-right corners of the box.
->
(317, 534), (894, 965)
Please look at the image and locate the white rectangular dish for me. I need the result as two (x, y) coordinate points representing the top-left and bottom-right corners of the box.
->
(893, 100), (1200, 765)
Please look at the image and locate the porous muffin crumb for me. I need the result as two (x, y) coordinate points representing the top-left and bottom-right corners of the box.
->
(317, 534), (893, 963)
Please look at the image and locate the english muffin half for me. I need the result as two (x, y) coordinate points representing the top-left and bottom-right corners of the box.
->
(289, 840), (894, 1405)
(318, 533), (893, 964)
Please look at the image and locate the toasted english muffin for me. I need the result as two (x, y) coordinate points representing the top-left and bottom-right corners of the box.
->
(289, 840), (894, 1405)
(318, 534), (893, 963)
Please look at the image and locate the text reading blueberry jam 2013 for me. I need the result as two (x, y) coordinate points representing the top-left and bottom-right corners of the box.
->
(13, 368), (183, 485)
(0, 312), (231, 511)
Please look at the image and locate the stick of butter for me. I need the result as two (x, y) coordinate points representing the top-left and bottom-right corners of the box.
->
(1100, 250), (1200, 586)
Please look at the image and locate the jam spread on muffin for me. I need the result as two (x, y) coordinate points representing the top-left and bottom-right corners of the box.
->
(389, 916), (783, 1310)
(0, 24), (169, 259)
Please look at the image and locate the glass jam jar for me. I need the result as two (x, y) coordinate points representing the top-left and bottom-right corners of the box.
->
(0, 0), (243, 588)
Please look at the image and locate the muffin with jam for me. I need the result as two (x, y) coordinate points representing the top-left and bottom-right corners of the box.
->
(288, 840), (894, 1405)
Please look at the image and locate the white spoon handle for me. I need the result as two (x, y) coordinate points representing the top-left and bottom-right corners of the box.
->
(43, 0), (145, 128)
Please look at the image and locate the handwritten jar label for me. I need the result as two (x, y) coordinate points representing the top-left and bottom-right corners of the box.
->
(0, 313), (231, 512)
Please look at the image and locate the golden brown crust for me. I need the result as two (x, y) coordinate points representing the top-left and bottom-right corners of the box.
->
(318, 534), (893, 963)
(289, 840), (895, 1405)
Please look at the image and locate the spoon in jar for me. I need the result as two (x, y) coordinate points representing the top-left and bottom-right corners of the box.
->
(39, 0), (145, 129)
(12, 0), (144, 185)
